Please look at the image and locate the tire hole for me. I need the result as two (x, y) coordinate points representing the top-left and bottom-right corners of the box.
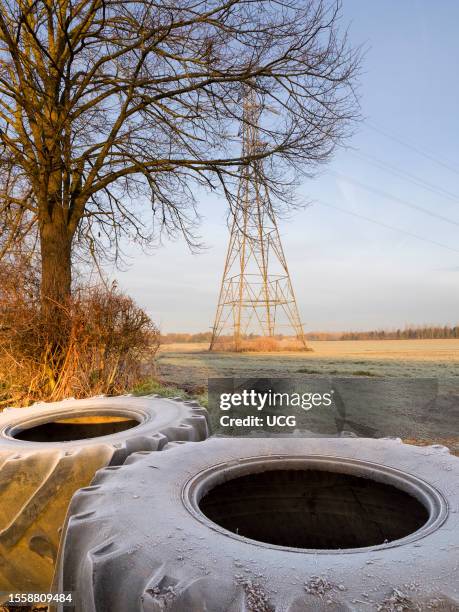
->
(199, 469), (429, 549)
(12, 414), (140, 442)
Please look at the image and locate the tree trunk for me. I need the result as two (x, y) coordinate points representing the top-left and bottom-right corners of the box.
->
(39, 212), (72, 323)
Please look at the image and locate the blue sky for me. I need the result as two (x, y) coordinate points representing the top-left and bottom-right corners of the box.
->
(115, 1), (459, 333)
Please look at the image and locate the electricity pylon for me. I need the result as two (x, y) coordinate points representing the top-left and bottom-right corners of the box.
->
(209, 90), (307, 351)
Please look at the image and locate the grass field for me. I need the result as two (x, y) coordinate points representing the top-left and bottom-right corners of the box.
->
(157, 339), (459, 388)
(154, 340), (459, 454)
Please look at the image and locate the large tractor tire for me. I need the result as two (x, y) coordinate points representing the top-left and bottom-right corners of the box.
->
(0, 395), (209, 592)
(54, 437), (458, 611)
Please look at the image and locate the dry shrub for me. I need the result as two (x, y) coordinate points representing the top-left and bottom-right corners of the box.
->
(240, 337), (283, 352)
(212, 336), (311, 352)
(0, 260), (159, 407)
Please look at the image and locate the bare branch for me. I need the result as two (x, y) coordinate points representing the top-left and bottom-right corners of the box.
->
(0, 0), (361, 286)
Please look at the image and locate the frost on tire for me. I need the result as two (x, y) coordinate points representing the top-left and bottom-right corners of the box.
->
(0, 395), (210, 592)
(54, 437), (459, 611)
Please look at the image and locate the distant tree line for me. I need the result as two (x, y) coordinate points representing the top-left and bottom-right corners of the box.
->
(161, 332), (214, 344)
(161, 325), (459, 343)
(337, 326), (459, 341)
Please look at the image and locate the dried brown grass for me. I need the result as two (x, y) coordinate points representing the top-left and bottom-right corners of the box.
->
(0, 260), (159, 407)
(212, 336), (311, 352)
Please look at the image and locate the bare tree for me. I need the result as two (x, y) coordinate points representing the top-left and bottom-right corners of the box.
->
(0, 0), (360, 320)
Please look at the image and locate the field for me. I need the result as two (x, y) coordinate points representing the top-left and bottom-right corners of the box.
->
(157, 339), (459, 388)
(156, 339), (459, 454)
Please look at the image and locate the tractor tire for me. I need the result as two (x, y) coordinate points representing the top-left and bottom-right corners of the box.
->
(54, 437), (458, 611)
(0, 395), (209, 592)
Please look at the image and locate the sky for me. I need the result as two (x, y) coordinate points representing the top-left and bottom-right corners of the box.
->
(114, 1), (459, 334)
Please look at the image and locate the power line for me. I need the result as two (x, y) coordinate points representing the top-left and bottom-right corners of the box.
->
(365, 121), (459, 177)
(315, 199), (459, 254)
(349, 150), (459, 204)
(330, 170), (459, 228)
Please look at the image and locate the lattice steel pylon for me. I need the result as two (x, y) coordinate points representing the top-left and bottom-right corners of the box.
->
(209, 91), (307, 352)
